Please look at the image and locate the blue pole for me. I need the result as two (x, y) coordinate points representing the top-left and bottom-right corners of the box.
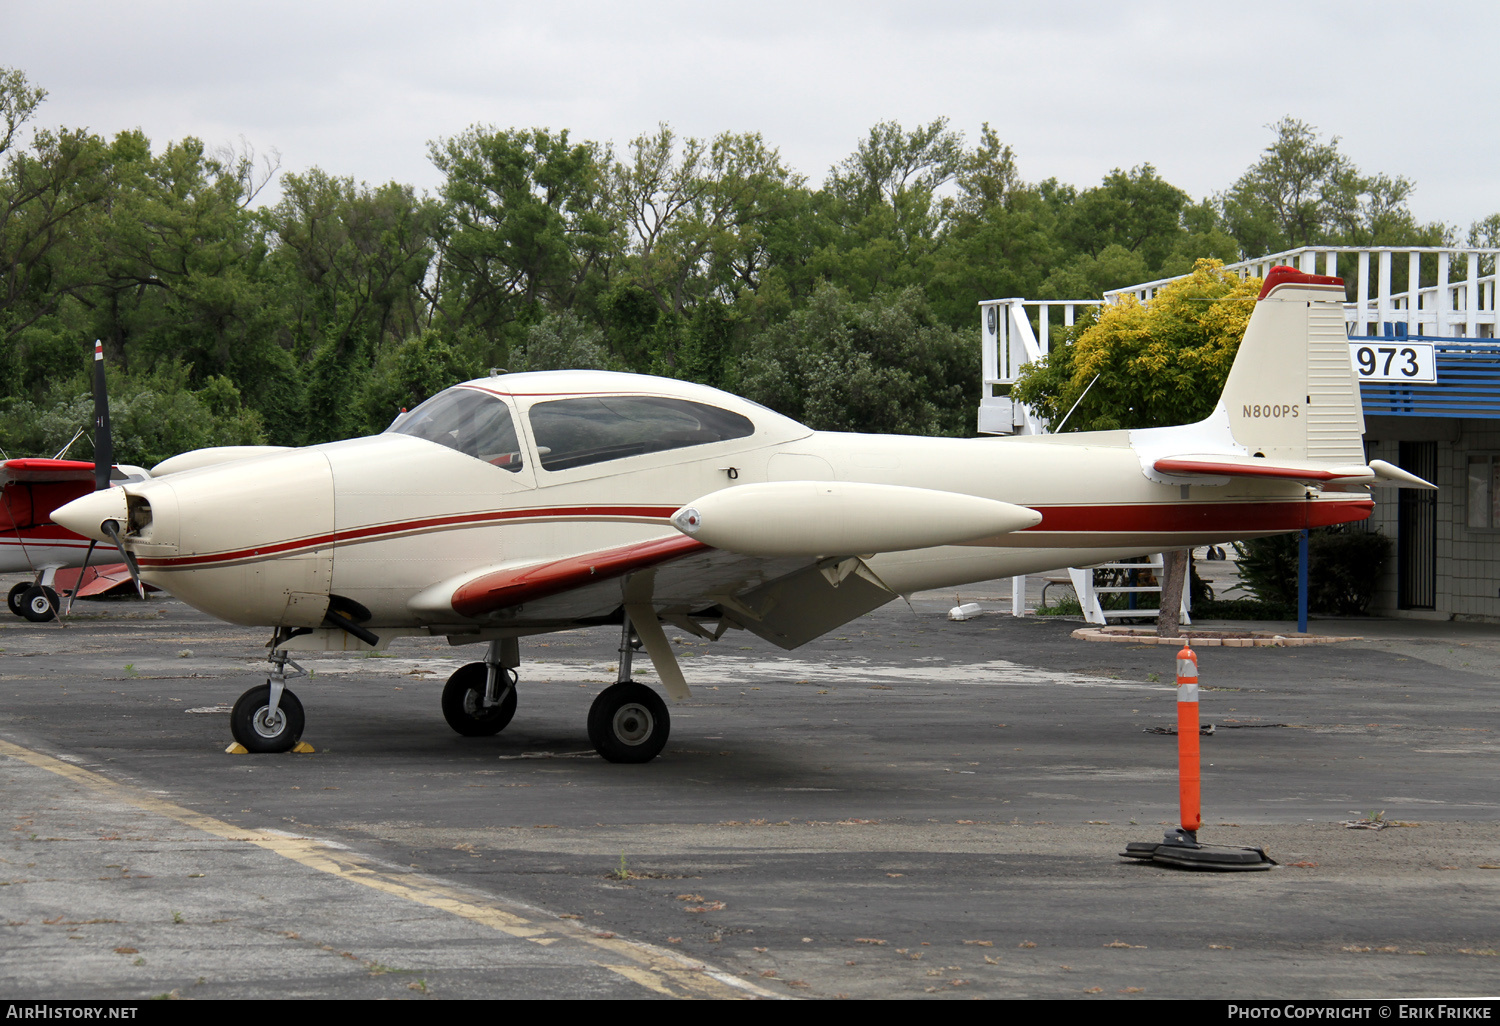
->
(1297, 528), (1309, 634)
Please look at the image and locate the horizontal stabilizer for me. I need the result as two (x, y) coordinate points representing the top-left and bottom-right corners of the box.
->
(1155, 454), (1435, 490)
(1153, 455), (1374, 485)
(669, 481), (1041, 557)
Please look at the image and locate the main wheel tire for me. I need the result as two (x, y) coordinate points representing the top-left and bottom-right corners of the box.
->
(441, 662), (518, 737)
(229, 684), (305, 754)
(20, 585), (57, 623)
(587, 681), (670, 764)
(8, 582), (31, 616)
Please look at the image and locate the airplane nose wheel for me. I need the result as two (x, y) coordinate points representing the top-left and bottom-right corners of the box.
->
(230, 683), (305, 753)
(587, 682), (670, 763)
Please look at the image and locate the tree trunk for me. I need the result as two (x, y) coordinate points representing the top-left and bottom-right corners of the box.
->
(1156, 549), (1189, 638)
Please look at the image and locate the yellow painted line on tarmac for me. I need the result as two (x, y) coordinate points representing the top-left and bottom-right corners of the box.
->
(0, 738), (777, 1000)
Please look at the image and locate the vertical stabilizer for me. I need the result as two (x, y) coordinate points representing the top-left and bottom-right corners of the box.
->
(1220, 266), (1365, 464)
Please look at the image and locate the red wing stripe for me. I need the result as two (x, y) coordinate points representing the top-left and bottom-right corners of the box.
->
(1153, 458), (1357, 483)
(451, 535), (709, 618)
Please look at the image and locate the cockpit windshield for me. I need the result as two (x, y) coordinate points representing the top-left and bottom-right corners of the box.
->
(387, 387), (525, 472)
(528, 396), (755, 471)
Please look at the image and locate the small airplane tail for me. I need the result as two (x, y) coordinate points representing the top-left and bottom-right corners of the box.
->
(1218, 266), (1365, 465)
(1142, 266), (1433, 490)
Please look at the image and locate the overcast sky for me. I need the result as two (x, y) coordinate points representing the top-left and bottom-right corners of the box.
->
(5, 1), (1496, 232)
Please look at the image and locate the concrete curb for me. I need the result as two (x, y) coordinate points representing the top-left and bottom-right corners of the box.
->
(1071, 626), (1363, 647)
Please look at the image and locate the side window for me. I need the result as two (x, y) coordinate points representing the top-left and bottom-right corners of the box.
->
(528, 396), (755, 472)
(387, 388), (525, 472)
(1468, 454), (1500, 529)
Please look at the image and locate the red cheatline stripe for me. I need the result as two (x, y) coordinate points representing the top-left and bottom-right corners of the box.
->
(131, 497), (1372, 571)
(136, 504), (681, 569)
(1023, 498), (1371, 533)
(451, 535), (709, 618)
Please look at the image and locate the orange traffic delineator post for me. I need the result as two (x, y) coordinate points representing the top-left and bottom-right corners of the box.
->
(1176, 645), (1202, 836)
(1122, 644), (1275, 871)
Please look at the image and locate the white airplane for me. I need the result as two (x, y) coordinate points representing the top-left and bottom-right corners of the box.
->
(54, 267), (1432, 760)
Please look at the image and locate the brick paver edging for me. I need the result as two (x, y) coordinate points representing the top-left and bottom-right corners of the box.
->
(1071, 627), (1362, 647)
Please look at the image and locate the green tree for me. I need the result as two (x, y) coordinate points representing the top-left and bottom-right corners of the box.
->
(1011, 259), (1260, 431)
(1220, 118), (1446, 256)
(737, 284), (974, 436)
(0, 363), (264, 467)
(264, 168), (439, 358)
(0, 68), (111, 366)
(429, 126), (617, 360)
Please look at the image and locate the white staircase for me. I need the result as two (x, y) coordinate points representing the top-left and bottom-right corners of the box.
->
(1066, 556), (1191, 626)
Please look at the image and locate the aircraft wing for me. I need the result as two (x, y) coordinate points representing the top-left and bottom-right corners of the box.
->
(416, 535), (878, 650)
(414, 483), (1043, 650)
(0, 458), (97, 485)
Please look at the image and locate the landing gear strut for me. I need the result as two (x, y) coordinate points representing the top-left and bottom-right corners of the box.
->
(230, 637), (306, 753)
(442, 639), (519, 736)
(586, 613), (670, 763)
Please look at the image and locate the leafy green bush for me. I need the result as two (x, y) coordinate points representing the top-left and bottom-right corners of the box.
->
(1233, 525), (1392, 615)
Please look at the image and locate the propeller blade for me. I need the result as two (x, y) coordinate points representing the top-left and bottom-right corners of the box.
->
(62, 539), (98, 617)
(92, 340), (113, 493)
(99, 519), (145, 599)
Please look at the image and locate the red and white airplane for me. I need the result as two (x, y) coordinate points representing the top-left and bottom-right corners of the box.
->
(0, 341), (163, 620)
(54, 267), (1432, 760)
(0, 456), (136, 619)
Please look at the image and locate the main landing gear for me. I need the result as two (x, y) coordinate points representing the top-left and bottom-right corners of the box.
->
(437, 616), (673, 763)
(10, 582), (58, 623)
(229, 639), (307, 753)
(586, 614), (670, 763)
(442, 639), (519, 736)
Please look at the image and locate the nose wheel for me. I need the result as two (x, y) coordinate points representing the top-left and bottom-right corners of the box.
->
(230, 683), (305, 753)
(229, 642), (307, 753)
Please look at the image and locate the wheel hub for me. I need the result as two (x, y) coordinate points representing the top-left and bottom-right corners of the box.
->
(252, 706), (286, 738)
(612, 703), (654, 745)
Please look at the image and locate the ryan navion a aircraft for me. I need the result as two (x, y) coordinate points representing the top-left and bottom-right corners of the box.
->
(55, 267), (1431, 761)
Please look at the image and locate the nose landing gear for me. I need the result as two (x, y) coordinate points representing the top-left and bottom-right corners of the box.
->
(229, 642), (307, 753)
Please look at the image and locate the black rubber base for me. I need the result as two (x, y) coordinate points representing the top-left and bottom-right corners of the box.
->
(1121, 834), (1276, 871)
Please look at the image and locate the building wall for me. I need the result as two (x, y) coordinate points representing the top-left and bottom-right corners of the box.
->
(1364, 417), (1500, 621)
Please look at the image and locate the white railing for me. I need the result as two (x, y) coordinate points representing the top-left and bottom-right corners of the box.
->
(1106, 246), (1500, 340)
(980, 245), (1500, 436)
(976, 299), (1101, 435)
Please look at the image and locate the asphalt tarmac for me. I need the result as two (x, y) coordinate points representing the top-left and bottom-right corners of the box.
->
(2, 585), (1498, 1000)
